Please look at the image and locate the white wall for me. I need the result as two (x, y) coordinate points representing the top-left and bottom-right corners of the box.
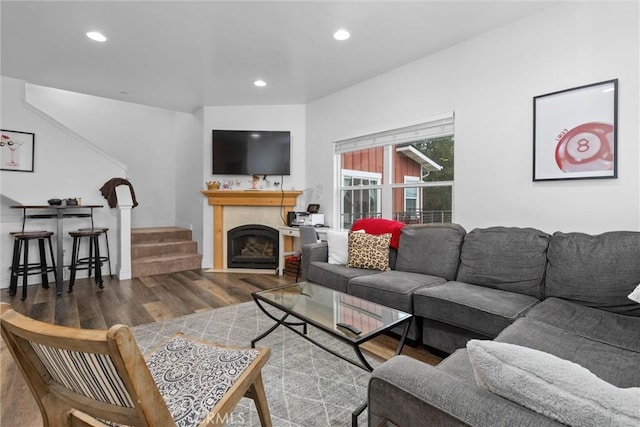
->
(22, 83), (179, 228)
(0, 76), (125, 287)
(174, 108), (205, 250)
(200, 104), (306, 268)
(0, 76), (205, 288)
(305, 1), (640, 234)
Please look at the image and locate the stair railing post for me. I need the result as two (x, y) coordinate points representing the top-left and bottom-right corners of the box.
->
(115, 186), (133, 280)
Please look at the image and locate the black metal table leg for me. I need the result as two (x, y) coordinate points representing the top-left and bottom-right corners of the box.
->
(251, 311), (291, 348)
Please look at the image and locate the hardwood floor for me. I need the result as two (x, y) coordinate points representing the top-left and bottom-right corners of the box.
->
(1, 270), (441, 426)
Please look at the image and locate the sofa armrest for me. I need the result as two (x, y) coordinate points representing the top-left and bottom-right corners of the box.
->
(369, 356), (562, 427)
(301, 242), (328, 280)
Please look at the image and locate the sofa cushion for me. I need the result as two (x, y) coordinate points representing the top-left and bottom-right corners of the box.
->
(305, 261), (381, 293)
(395, 223), (466, 280)
(525, 298), (640, 353)
(413, 281), (539, 338)
(348, 271), (446, 313)
(466, 340), (640, 427)
(347, 232), (391, 271)
(546, 231), (640, 316)
(495, 317), (640, 388)
(456, 227), (550, 299)
(326, 229), (349, 265)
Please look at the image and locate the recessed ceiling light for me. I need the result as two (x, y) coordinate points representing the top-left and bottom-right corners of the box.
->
(86, 31), (107, 42)
(254, 80), (267, 87)
(333, 29), (350, 41)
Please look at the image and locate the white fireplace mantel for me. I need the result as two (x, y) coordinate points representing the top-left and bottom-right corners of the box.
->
(201, 190), (301, 270)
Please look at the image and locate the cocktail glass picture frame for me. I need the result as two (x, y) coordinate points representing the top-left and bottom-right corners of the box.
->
(1, 129), (35, 172)
(533, 79), (617, 181)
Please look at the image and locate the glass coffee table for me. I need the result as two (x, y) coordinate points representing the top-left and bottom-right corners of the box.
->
(251, 281), (412, 426)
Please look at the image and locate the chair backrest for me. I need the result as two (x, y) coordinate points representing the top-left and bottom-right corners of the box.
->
(0, 303), (174, 427)
(299, 225), (319, 248)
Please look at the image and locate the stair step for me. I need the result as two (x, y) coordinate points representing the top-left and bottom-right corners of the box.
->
(130, 226), (202, 277)
(131, 227), (193, 245)
(132, 240), (198, 258)
(132, 254), (203, 278)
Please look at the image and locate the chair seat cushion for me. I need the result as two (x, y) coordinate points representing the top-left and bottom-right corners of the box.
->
(145, 335), (259, 426)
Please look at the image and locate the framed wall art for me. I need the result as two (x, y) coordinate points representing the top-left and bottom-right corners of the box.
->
(1, 129), (35, 172)
(533, 79), (618, 181)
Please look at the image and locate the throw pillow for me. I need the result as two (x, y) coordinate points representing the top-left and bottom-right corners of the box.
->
(347, 232), (391, 271)
(351, 218), (405, 249)
(326, 229), (349, 265)
(466, 340), (640, 427)
(629, 284), (640, 303)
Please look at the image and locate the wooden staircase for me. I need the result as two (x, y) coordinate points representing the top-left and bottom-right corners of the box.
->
(131, 227), (203, 278)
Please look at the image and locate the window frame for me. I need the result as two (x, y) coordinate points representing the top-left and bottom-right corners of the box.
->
(334, 113), (455, 229)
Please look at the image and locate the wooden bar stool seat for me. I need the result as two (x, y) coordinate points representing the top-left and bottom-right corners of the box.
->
(68, 230), (104, 293)
(9, 231), (57, 301)
(77, 227), (112, 278)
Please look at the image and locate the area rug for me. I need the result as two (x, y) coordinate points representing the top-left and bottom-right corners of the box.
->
(132, 301), (379, 426)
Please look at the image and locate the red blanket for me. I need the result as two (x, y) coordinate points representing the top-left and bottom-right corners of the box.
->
(351, 218), (405, 249)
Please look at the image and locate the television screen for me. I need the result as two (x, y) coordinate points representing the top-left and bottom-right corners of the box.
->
(212, 130), (291, 175)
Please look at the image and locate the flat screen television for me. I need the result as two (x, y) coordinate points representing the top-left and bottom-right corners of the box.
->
(212, 130), (291, 175)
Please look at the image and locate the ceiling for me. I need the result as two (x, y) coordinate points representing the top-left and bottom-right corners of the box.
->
(1, 1), (558, 113)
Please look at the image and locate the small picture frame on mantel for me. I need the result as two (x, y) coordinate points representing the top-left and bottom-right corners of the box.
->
(1, 129), (35, 172)
(533, 79), (618, 181)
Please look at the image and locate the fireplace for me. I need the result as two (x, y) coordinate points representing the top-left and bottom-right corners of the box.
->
(227, 224), (278, 269)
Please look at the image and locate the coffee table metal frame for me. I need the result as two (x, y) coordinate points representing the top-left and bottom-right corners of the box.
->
(250, 281), (412, 426)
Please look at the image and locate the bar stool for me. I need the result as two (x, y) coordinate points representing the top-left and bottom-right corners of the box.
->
(68, 230), (104, 293)
(9, 231), (57, 301)
(76, 227), (112, 278)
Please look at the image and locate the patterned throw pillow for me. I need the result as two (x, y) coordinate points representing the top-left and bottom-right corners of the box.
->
(347, 232), (391, 271)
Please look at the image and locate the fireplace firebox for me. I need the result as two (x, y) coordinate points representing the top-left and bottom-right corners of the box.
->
(227, 224), (278, 269)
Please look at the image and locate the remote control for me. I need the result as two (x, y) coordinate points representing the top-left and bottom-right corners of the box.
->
(337, 322), (361, 335)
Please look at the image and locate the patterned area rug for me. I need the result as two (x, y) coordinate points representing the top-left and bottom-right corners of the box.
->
(132, 301), (378, 426)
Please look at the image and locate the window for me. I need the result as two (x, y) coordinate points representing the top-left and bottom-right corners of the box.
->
(403, 176), (420, 216)
(341, 169), (382, 229)
(335, 114), (454, 228)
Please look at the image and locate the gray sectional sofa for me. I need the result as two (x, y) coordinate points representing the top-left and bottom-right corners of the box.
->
(302, 224), (640, 426)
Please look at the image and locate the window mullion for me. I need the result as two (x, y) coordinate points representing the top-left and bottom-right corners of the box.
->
(381, 145), (393, 219)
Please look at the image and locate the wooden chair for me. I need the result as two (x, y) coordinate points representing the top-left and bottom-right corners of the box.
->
(0, 303), (272, 427)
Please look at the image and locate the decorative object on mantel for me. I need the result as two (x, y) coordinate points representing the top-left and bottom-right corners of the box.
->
(206, 180), (220, 190)
(1, 129), (35, 172)
(533, 79), (618, 181)
(250, 174), (260, 189)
